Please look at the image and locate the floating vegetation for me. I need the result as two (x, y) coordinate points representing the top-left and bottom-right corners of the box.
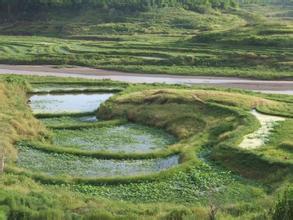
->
(29, 93), (113, 114)
(41, 115), (98, 127)
(71, 163), (263, 203)
(16, 146), (179, 177)
(52, 123), (176, 153)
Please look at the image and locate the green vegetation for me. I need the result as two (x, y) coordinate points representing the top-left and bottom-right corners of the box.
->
(16, 144), (179, 178)
(0, 78), (46, 161)
(255, 119), (293, 163)
(51, 123), (176, 153)
(272, 186), (293, 220)
(0, 0), (292, 218)
(31, 83), (124, 94)
(40, 116), (99, 128)
(0, 2), (291, 79)
(71, 163), (265, 204)
(0, 75), (291, 219)
(0, 0), (237, 18)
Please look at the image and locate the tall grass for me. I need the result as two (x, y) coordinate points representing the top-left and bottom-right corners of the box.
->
(0, 78), (47, 161)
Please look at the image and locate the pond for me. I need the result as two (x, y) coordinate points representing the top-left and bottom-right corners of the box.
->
(52, 123), (176, 153)
(17, 146), (180, 177)
(29, 93), (113, 114)
(23, 86), (179, 178)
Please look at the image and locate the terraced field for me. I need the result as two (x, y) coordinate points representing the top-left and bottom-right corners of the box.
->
(0, 75), (292, 219)
(0, 5), (292, 80)
(0, 3), (292, 219)
(0, 33), (291, 80)
(19, 86), (179, 178)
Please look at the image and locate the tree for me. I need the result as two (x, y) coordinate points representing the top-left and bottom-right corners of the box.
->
(0, 0), (239, 14)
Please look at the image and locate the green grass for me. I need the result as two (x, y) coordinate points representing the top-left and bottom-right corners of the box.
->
(31, 83), (124, 94)
(0, 5), (291, 79)
(256, 119), (293, 164)
(40, 116), (124, 129)
(40, 115), (99, 128)
(0, 75), (292, 219)
(0, 5), (291, 217)
(0, 79), (47, 161)
(95, 86), (293, 184)
(70, 163), (265, 204)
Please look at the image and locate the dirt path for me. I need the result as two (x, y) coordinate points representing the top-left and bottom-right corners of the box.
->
(0, 64), (292, 95)
(239, 110), (285, 149)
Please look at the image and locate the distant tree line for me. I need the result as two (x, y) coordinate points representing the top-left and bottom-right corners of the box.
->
(0, 0), (291, 16)
(0, 0), (238, 15)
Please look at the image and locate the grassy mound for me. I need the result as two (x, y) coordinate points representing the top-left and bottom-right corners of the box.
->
(97, 88), (293, 182)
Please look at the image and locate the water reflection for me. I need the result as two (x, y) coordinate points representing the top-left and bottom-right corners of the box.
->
(29, 93), (113, 114)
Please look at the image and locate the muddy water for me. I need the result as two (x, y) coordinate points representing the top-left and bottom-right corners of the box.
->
(29, 93), (113, 114)
(239, 110), (285, 149)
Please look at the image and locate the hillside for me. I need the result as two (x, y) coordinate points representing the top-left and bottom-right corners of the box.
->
(0, 0), (237, 16)
(0, 2), (291, 79)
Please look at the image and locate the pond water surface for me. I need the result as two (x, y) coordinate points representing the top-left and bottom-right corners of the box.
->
(17, 146), (180, 177)
(29, 93), (113, 114)
(52, 123), (176, 153)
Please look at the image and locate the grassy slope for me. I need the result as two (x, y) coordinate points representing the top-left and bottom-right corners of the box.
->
(0, 77), (292, 219)
(0, 5), (291, 79)
(258, 119), (293, 163)
(0, 78), (46, 160)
